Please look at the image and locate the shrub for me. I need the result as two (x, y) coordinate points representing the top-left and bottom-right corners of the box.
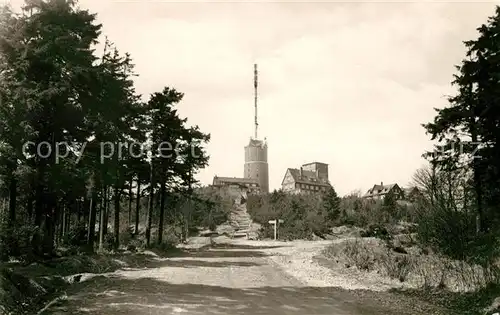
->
(180, 188), (232, 231)
(331, 238), (415, 282)
(0, 223), (39, 260)
(413, 196), (500, 269)
(381, 252), (414, 282)
(247, 191), (331, 240)
(103, 233), (115, 251)
(62, 222), (87, 247)
(360, 224), (392, 241)
(119, 225), (134, 246)
(342, 239), (377, 271)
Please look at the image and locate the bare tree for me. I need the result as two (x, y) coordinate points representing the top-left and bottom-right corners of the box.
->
(412, 163), (472, 211)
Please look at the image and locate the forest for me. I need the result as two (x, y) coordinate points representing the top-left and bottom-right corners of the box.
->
(0, 0), (233, 261)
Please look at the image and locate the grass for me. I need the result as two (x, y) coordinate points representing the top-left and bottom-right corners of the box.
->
(0, 254), (126, 315)
(0, 245), (186, 315)
(322, 235), (500, 315)
(391, 284), (500, 315)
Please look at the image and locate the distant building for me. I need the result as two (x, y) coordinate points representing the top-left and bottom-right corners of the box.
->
(211, 137), (268, 196)
(244, 138), (269, 194)
(212, 176), (261, 194)
(363, 182), (404, 200)
(281, 162), (332, 194)
(403, 186), (422, 202)
(211, 64), (269, 196)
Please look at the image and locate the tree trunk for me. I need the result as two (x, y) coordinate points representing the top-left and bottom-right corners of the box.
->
(83, 197), (89, 227)
(67, 205), (71, 235)
(76, 198), (81, 223)
(5, 174), (18, 256)
(135, 177), (141, 235)
(104, 187), (110, 235)
(184, 211), (189, 243)
(42, 194), (57, 256)
(34, 183), (43, 227)
(61, 204), (66, 239)
(27, 196), (33, 224)
(8, 175), (16, 224)
(99, 188), (106, 251)
(128, 177), (132, 226)
(86, 196), (96, 249)
(157, 181), (166, 245)
(114, 186), (121, 250)
(430, 163), (436, 206)
(54, 202), (61, 248)
(86, 180), (98, 252)
(1, 198), (5, 222)
(32, 178), (44, 256)
(145, 162), (154, 246)
(470, 119), (485, 233)
(188, 169), (193, 193)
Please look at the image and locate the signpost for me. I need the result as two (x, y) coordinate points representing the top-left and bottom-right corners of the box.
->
(268, 219), (284, 240)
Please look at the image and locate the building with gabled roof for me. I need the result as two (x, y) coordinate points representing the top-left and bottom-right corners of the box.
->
(212, 176), (260, 193)
(363, 182), (404, 200)
(281, 162), (332, 194)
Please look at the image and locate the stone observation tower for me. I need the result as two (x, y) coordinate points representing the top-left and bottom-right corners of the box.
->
(244, 64), (269, 193)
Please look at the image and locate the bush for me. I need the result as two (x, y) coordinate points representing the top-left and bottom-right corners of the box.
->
(328, 238), (415, 282)
(0, 223), (39, 260)
(414, 196), (500, 268)
(197, 189), (232, 225)
(342, 238), (377, 271)
(247, 191), (331, 240)
(150, 239), (177, 252)
(245, 189), (419, 240)
(381, 252), (413, 282)
(127, 237), (144, 251)
(62, 222), (87, 247)
(119, 225), (134, 246)
(360, 224), (392, 241)
(0, 225), (16, 260)
(103, 233), (115, 251)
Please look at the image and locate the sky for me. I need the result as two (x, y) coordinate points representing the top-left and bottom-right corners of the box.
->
(5, 0), (500, 195)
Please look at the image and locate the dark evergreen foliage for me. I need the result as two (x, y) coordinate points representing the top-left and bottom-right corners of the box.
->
(0, 0), (213, 259)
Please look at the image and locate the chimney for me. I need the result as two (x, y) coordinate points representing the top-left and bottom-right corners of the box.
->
(380, 181), (383, 186)
(299, 167), (303, 178)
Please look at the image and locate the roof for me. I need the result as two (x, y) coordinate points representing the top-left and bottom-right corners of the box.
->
(245, 138), (267, 148)
(302, 161), (328, 166)
(213, 176), (259, 186)
(281, 168), (331, 187)
(363, 183), (400, 197)
(403, 186), (421, 195)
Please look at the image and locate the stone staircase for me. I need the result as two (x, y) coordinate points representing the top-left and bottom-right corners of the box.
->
(229, 189), (258, 239)
(230, 203), (253, 238)
(214, 186), (260, 239)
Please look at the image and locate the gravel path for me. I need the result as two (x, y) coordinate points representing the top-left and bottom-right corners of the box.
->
(39, 240), (449, 315)
(234, 239), (405, 291)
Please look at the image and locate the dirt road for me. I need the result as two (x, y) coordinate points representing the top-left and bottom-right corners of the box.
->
(40, 241), (446, 315)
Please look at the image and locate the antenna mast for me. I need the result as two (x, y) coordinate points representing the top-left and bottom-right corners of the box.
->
(254, 64), (258, 139)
